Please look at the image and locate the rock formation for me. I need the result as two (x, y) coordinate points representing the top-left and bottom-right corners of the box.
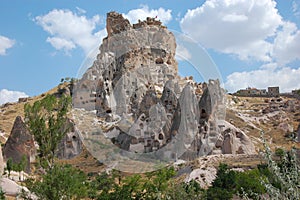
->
(0, 147), (4, 175)
(2, 116), (35, 173)
(221, 121), (256, 154)
(72, 12), (256, 163)
(2, 116), (83, 169)
(56, 119), (83, 159)
(297, 124), (300, 143)
(0, 177), (35, 198)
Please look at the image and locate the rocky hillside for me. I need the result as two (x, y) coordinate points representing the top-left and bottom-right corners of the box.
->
(70, 12), (258, 173)
(226, 95), (300, 150)
(0, 12), (299, 174)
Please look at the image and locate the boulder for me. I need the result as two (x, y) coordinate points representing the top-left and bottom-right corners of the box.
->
(185, 167), (217, 189)
(278, 122), (294, 133)
(0, 177), (37, 199)
(221, 121), (256, 155)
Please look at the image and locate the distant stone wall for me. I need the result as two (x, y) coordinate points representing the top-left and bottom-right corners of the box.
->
(234, 93), (278, 98)
(280, 93), (300, 100)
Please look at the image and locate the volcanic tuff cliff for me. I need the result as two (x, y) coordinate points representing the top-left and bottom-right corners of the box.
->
(2, 116), (35, 173)
(72, 11), (256, 159)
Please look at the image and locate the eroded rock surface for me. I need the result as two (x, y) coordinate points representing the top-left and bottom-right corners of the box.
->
(2, 116), (35, 173)
(56, 119), (83, 159)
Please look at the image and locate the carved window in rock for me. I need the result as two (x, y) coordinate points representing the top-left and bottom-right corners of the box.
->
(158, 133), (164, 140)
(200, 109), (207, 119)
(204, 125), (208, 132)
(155, 57), (164, 64)
(139, 123), (144, 129)
(146, 139), (152, 146)
(154, 140), (160, 148)
(106, 109), (112, 114)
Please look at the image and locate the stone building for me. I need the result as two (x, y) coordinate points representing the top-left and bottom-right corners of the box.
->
(236, 87), (267, 96)
(268, 86), (280, 97)
(235, 86), (279, 97)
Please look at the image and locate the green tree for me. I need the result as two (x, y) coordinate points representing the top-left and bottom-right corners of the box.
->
(15, 155), (27, 181)
(24, 94), (71, 168)
(88, 171), (117, 199)
(6, 158), (13, 178)
(0, 187), (5, 200)
(275, 148), (285, 159)
(207, 163), (237, 200)
(142, 166), (176, 199)
(167, 179), (205, 200)
(90, 167), (178, 200)
(112, 174), (142, 200)
(235, 169), (265, 199)
(24, 164), (88, 200)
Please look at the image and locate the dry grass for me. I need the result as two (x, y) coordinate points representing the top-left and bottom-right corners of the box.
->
(0, 84), (68, 144)
(58, 148), (106, 174)
(226, 95), (300, 152)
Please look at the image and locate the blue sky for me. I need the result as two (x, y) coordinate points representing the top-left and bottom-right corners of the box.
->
(0, 0), (300, 104)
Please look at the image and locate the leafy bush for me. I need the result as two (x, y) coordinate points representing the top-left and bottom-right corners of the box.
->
(261, 131), (300, 199)
(235, 169), (266, 199)
(5, 155), (27, 180)
(0, 187), (4, 200)
(89, 166), (205, 200)
(207, 163), (266, 200)
(23, 164), (88, 200)
(207, 163), (237, 200)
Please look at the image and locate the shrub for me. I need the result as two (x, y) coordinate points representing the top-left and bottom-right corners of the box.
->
(23, 164), (88, 200)
(261, 131), (300, 199)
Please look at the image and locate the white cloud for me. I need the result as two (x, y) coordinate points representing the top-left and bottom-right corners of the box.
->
(225, 63), (300, 93)
(35, 7), (172, 56)
(0, 89), (28, 105)
(123, 5), (172, 24)
(46, 37), (76, 53)
(272, 21), (300, 65)
(0, 35), (15, 55)
(76, 7), (86, 14)
(292, 0), (300, 17)
(180, 0), (282, 62)
(35, 9), (105, 55)
(222, 13), (248, 22)
(176, 44), (191, 61)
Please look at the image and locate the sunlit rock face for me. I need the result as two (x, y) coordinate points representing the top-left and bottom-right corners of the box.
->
(72, 12), (256, 162)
